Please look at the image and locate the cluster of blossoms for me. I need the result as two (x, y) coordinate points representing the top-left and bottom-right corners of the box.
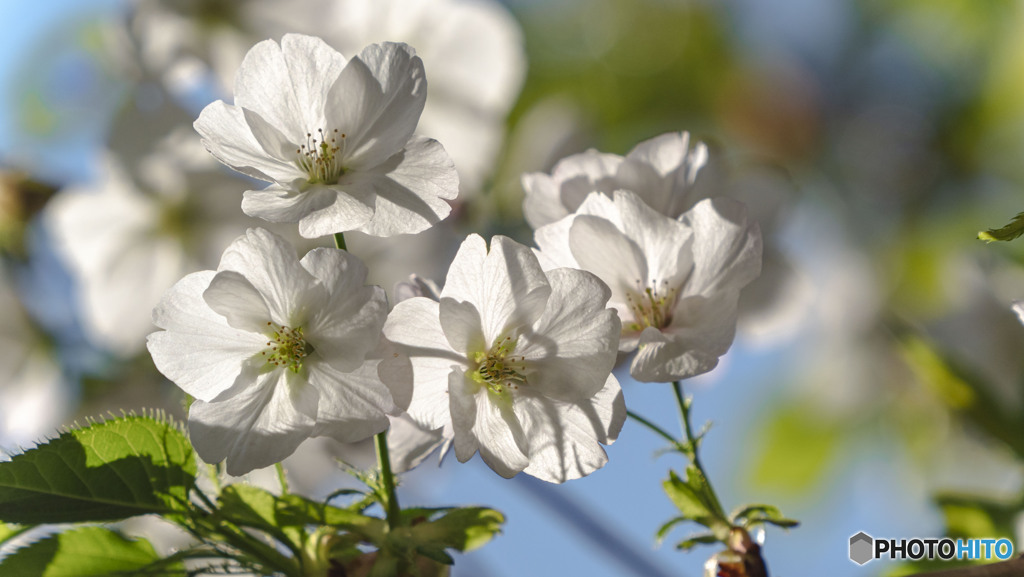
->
(145, 32), (762, 481)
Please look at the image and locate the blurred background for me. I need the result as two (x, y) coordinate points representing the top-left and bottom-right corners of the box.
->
(2, 0), (1024, 575)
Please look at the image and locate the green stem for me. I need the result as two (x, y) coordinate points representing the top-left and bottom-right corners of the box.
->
(672, 380), (727, 518)
(626, 410), (689, 454)
(333, 230), (401, 531)
(375, 432), (402, 530)
(275, 462), (290, 494)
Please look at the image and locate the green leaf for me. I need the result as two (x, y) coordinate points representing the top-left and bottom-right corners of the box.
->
(979, 212), (1024, 242)
(663, 467), (729, 538)
(414, 545), (455, 565)
(937, 494), (1020, 540)
(217, 484), (387, 553)
(0, 414), (196, 524)
(675, 532), (719, 551)
(655, 516), (688, 545)
(730, 504), (800, 529)
(748, 403), (840, 494)
(1, 523), (31, 547)
(0, 526), (181, 577)
(407, 507), (505, 553)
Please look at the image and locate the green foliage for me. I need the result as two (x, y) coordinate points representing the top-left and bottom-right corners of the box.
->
(0, 527), (181, 577)
(0, 413), (196, 524)
(979, 211), (1024, 242)
(660, 468), (799, 552)
(749, 403), (840, 494)
(662, 466), (730, 543)
(729, 504), (799, 530)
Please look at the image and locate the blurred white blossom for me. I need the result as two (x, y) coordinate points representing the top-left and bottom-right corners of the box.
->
(0, 272), (67, 452)
(522, 131), (712, 229)
(44, 130), (262, 356)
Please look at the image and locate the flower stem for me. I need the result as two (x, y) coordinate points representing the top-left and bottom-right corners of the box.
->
(672, 380), (726, 517)
(626, 410), (689, 454)
(275, 462), (290, 494)
(375, 432), (402, 530)
(333, 231), (401, 530)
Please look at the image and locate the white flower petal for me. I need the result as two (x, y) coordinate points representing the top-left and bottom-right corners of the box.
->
(449, 367), (529, 478)
(608, 190), (694, 285)
(194, 101), (305, 184)
(682, 197), (762, 297)
(217, 229), (324, 325)
(203, 270), (271, 333)
(147, 271), (266, 401)
(386, 413), (450, 474)
(241, 184), (342, 225)
(519, 267), (619, 402)
(442, 235), (551, 346)
(568, 214), (648, 305)
(382, 297), (463, 429)
(301, 248), (388, 371)
(533, 216), (579, 271)
(323, 43), (425, 170)
(617, 132), (710, 218)
(631, 291), (739, 382)
(233, 35), (344, 142)
(309, 360), (393, 443)
(296, 192), (378, 239)
(438, 298), (486, 356)
(521, 172), (567, 229)
(520, 373), (625, 483)
(521, 149), (622, 228)
(348, 136), (458, 237)
(189, 369), (319, 476)
(279, 33), (350, 127)
(241, 107), (301, 162)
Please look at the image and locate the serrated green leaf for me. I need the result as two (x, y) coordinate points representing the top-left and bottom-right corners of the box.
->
(217, 484), (387, 553)
(407, 507), (505, 553)
(0, 414), (196, 524)
(979, 212), (1024, 242)
(675, 532), (719, 551)
(0, 526), (181, 577)
(663, 470), (712, 520)
(663, 467), (729, 537)
(1, 523), (30, 546)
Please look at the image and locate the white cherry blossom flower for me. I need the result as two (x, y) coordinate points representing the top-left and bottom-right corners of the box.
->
(117, 0), (524, 196)
(194, 34), (458, 238)
(522, 131), (712, 229)
(147, 228), (398, 475)
(44, 127), (313, 357)
(534, 191), (761, 382)
(381, 234), (625, 482)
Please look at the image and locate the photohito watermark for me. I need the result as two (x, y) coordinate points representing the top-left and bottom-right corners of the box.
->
(849, 532), (1014, 566)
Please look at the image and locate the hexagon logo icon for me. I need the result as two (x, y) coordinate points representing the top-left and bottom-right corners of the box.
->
(850, 532), (874, 565)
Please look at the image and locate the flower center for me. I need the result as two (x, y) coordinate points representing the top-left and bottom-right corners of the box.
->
(296, 128), (346, 185)
(471, 336), (527, 397)
(626, 279), (678, 332)
(260, 322), (314, 373)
